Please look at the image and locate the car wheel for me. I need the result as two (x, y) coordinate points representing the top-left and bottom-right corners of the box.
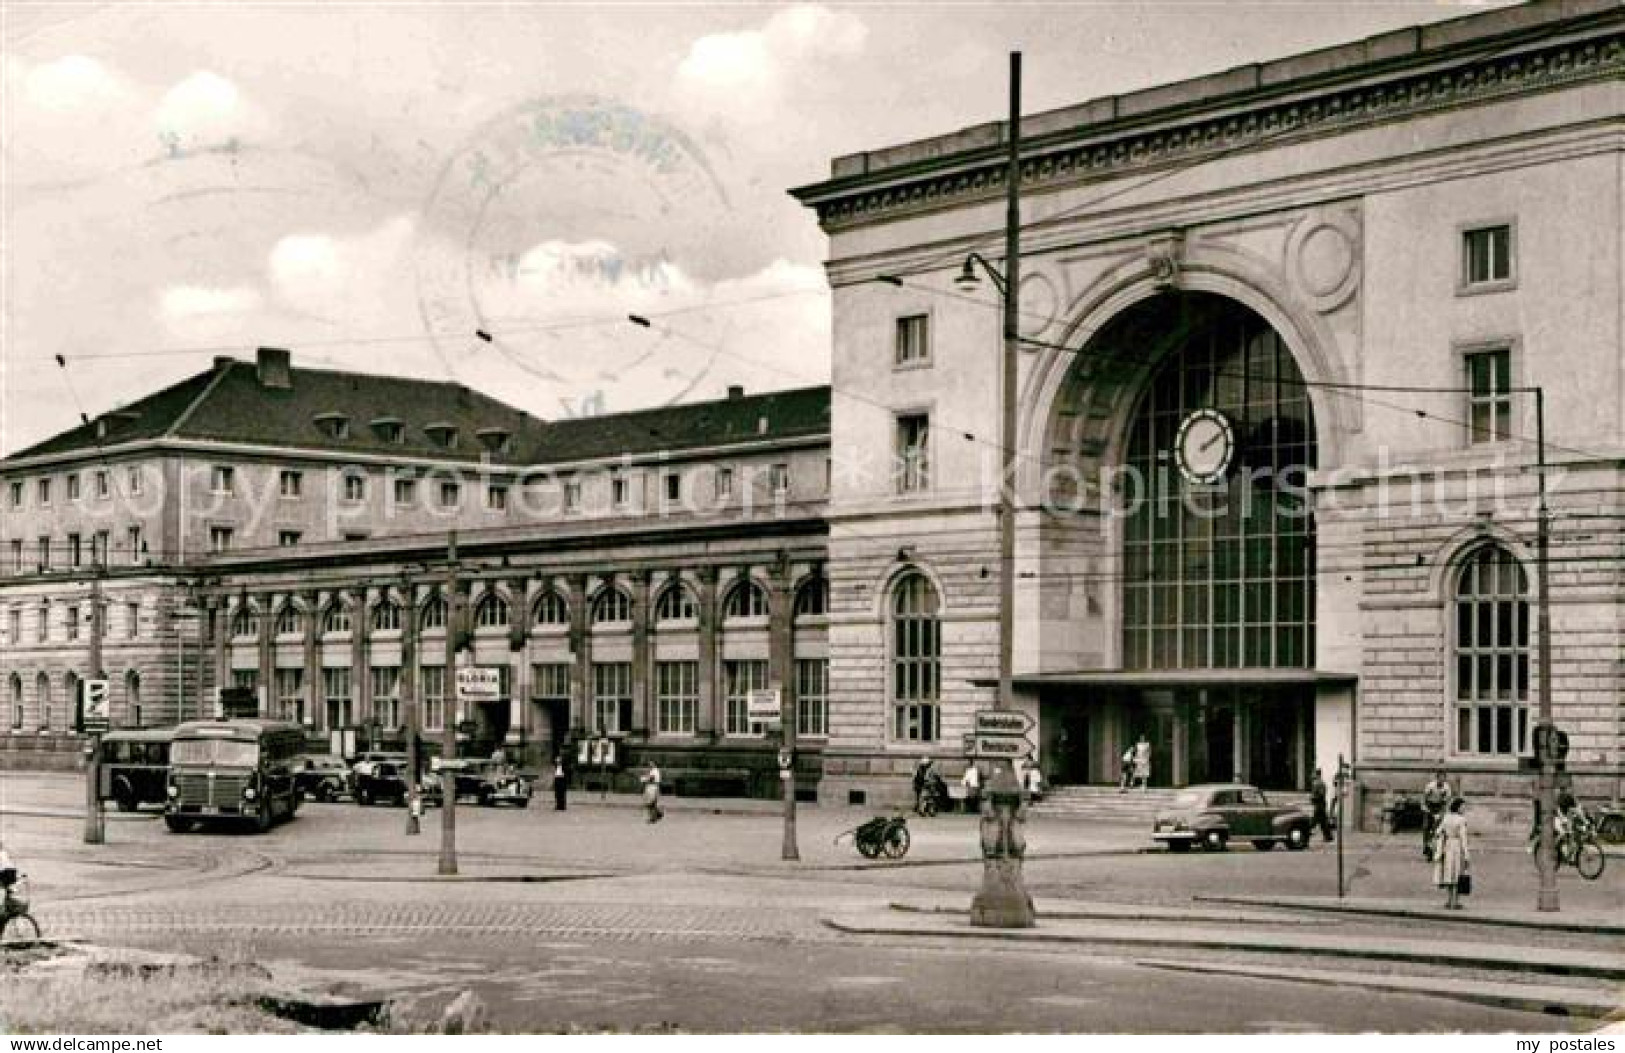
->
(1286, 826), (1310, 851)
(253, 802), (272, 833)
(479, 789), (493, 808)
(515, 799), (530, 809)
(163, 815), (194, 834)
(1253, 840), (1275, 851)
(1167, 840), (1190, 854)
(314, 784), (332, 803)
(1202, 829), (1227, 852)
(357, 788), (373, 806)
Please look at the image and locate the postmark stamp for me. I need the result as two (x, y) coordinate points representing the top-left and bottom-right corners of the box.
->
(415, 95), (733, 416)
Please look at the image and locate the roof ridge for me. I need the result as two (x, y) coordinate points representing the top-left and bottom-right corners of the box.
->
(540, 385), (831, 428)
(164, 361), (238, 439)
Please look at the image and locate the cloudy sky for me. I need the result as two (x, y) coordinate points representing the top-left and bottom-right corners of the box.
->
(1, 1), (1505, 456)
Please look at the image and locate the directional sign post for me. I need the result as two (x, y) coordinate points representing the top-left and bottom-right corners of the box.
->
(969, 709), (1034, 760)
(454, 667), (501, 702)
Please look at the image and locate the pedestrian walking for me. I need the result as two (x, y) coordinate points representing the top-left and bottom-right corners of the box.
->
(551, 754), (568, 811)
(1132, 735), (1152, 792)
(1421, 769), (1452, 860)
(1023, 756), (1044, 801)
(1432, 797), (1471, 909)
(1311, 768), (1334, 842)
(1118, 746), (1135, 793)
(912, 756), (932, 815)
(961, 762), (982, 814)
(641, 762), (663, 823)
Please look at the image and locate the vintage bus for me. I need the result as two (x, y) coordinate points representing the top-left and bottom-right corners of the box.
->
(99, 727), (174, 812)
(164, 719), (305, 832)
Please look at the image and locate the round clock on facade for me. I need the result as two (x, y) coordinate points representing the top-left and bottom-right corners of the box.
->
(1174, 408), (1235, 485)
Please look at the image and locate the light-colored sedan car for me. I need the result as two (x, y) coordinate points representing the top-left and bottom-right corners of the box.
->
(1152, 783), (1314, 853)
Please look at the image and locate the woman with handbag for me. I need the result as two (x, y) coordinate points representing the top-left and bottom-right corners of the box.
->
(1432, 797), (1472, 909)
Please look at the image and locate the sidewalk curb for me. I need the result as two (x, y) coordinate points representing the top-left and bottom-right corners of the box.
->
(819, 911), (1625, 980)
(1194, 894), (1625, 936)
(278, 870), (619, 885)
(889, 901), (1342, 927)
(1135, 958), (1621, 1021)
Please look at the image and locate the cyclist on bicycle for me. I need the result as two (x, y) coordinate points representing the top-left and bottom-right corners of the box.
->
(0, 843), (15, 890)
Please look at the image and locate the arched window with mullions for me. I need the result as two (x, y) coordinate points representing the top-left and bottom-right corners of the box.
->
(474, 593), (510, 628)
(794, 578), (828, 620)
(420, 594), (447, 631)
(322, 601), (352, 635)
(9, 672), (23, 731)
(274, 603), (304, 637)
(592, 586), (631, 626)
(654, 582), (698, 623)
(230, 606), (259, 639)
(371, 599), (402, 633)
(532, 590), (569, 628)
(890, 571), (940, 743)
(35, 672), (51, 730)
(723, 580), (769, 621)
(1453, 545), (1531, 757)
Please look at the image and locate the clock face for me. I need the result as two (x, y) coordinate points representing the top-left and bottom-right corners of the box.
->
(1174, 409), (1235, 485)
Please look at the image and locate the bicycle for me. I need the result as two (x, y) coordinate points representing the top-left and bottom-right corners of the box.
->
(1, 873), (41, 942)
(1557, 815), (1606, 881)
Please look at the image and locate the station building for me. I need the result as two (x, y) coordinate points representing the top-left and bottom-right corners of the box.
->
(3, 2), (1622, 825)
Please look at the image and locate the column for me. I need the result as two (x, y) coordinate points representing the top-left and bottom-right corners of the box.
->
(1233, 704), (1249, 784)
(400, 582), (418, 757)
(302, 590), (321, 733)
(508, 576), (529, 747)
(767, 562), (792, 715)
(568, 574), (589, 736)
(210, 598), (228, 715)
(352, 588), (370, 730)
(631, 570), (651, 737)
(696, 566), (719, 738)
(255, 594), (273, 718)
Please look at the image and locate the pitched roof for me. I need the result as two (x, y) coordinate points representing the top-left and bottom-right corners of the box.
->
(532, 386), (830, 463)
(3, 353), (831, 467)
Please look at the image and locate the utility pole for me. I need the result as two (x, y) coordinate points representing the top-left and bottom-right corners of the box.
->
(440, 531), (461, 875)
(403, 573), (421, 836)
(82, 560), (106, 844)
(1532, 388), (1559, 912)
(969, 51), (1035, 929)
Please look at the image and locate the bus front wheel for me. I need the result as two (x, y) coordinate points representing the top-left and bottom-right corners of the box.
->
(164, 815), (194, 833)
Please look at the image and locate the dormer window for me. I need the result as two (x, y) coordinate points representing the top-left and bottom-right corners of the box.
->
(425, 423), (459, 449)
(476, 428), (512, 455)
(314, 413), (350, 440)
(371, 417), (405, 444)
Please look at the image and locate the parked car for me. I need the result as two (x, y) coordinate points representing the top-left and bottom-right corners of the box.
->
(294, 754), (351, 802)
(353, 760), (441, 807)
(1152, 783), (1314, 852)
(435, 758), (532, 807)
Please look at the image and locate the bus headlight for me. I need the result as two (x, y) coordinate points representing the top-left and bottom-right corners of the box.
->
(242, 787), (257, 801)
(166, 784), (179, 798)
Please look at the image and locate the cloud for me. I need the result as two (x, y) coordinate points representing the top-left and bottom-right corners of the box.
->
(267, 215), (416, 326)
(2, 54), (150, 179)
(154, 70), (268, 154)
(16, 54), (126, 110)
(674, 4), (866, 122)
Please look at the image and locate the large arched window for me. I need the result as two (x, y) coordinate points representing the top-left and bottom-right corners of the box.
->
(420, 595), (447, 631)
(654, 582), (698, 623)
(1453, 545), (1530, 756)
(62, 672), (78, 732)
(723, 580), (769, 621)
(1120, 293), (1317, 670)
(532, 591), (569, 628)
(9, 673), (22, 731)
(890, 571), (940, 742)
(591, 586), (631, 625)
(474, 593), (510, 628)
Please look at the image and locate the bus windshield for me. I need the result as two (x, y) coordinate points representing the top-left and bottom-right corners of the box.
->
(171, 739), (259, 767)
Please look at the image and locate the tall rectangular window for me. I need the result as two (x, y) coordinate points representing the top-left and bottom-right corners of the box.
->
(126, 526), (143, 564)
(896, 413), (930, 493)
(36, 604), (49, 643)
(66, 474), (80, 501)
(126, 467), (142, 495)
(7, 481), (21, 508)
(371, 666), (400, 728)
(895, 313), (930, 366)
(323, 667), (352, 728)
(563, 477), (582, 512)
(715, 467), (734, 501)
(8, 609), (19, 644)
(94, 470), (108, 499)
(125, 602), (140, 639)
(275, 668), (305, 724)
(211, 466), (235, 494)
(209, 526), (234, 553)
(655, 660), (698, 736)
(9, 540), (20, 574)
(664, 472), (681, 503)
(344, 474), (366, 502)
(232, 669), (259, 692)
(723, 659), (769, 737)
(439, 481), (460, 509)
(1466, 348), (1512, 445)
(796, 658), (828, 738)
(611, 471), (628, 508)
(67, 533), (82, 568)
(591, 662), (632, 734)
(37, 537), (50, 572)
(1453, 546), (1530, 756)
(531, 663), (571, 709)
(65, 605), (80, 642)
(93, 530), (109, 566)
(1462, 224), (1513, 288)
(280, 470), (303, 498)
(37, 478), (51, 506)
(421, 665), (445, 732)
(393, 477), (417, 506)
(769, 464), (789, 496)
(486, 483), (508, 511)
